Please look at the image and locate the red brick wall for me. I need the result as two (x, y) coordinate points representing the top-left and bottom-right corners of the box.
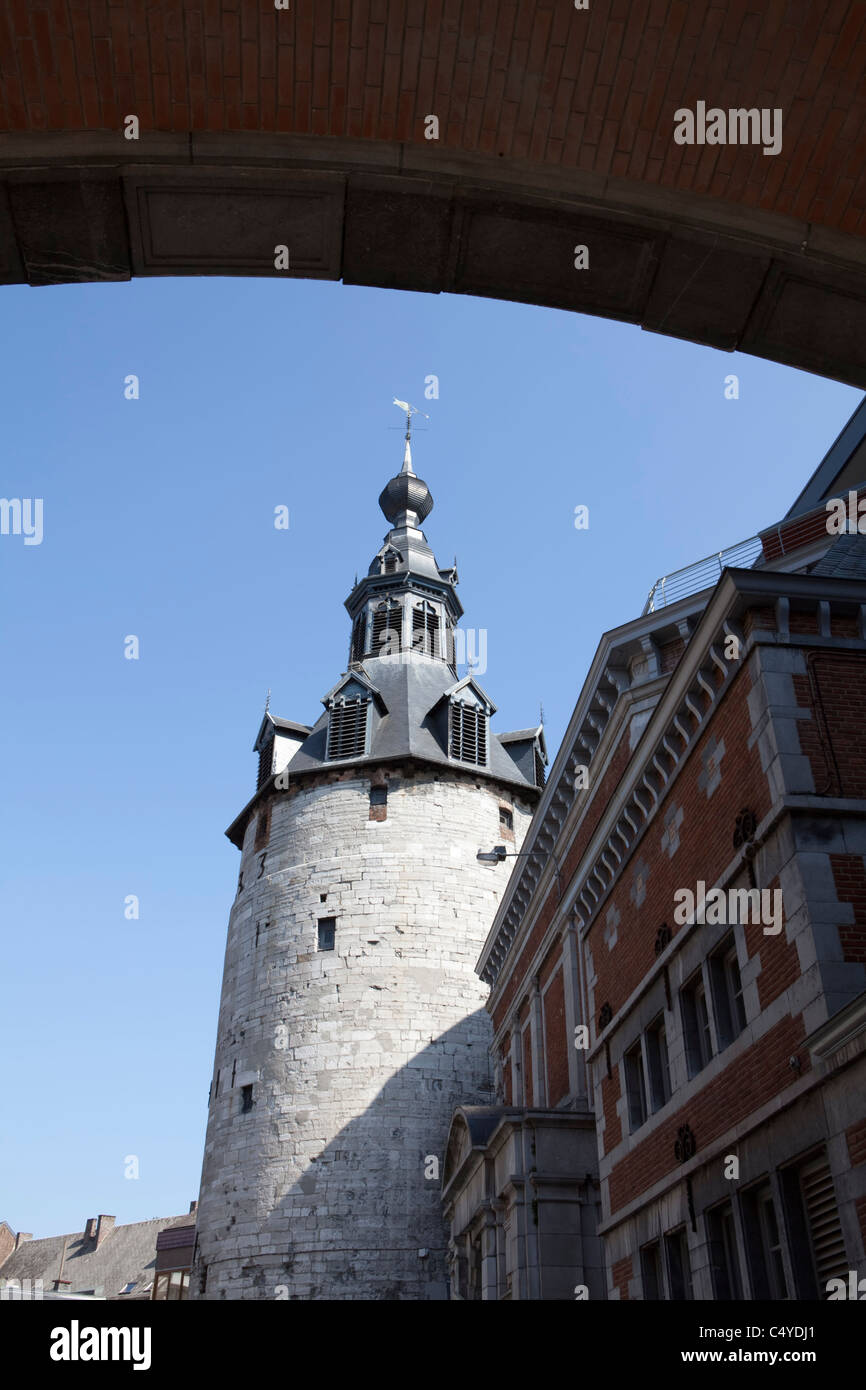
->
(611, 1255), (632, 1300)
(544, 967), (569, 1107)
(589, 664), (770, 1021)
(608, 1015), (809, 1214)
(600, 1065), (622, 1158)
(831, 854), (866, 965)
(752, 874), (801, 1011)
(792, 653), (866, 799)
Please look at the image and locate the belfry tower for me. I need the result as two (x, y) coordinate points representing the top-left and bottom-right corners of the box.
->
(192, 414), (546, 1300)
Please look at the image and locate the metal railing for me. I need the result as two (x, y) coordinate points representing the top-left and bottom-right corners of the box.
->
(643, 535), (764, 613)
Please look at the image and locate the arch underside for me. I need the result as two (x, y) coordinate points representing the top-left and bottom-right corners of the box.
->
(2, 133), (866, 387)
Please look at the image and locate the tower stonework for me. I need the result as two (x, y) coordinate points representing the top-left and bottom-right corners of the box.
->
(192, 427), (545, 1299)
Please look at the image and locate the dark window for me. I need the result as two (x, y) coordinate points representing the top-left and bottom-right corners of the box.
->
(254, 803), (271, 851)
(450, 702), (487, 765)
(327, 698), (368, 760)
(241, 1084), (253, 1114)
(383, 551), (398, 574)
(709, 935), (746, 1049)
(681, 970), (713, 1078)
(742, 1181), (788, 1299)
(640, 1241), (662, 1299)
(624, 1041), (647, 1131)
(257, 738), (275, 790)
(664, 1228), (693, 1300)
(370, 602), (402, 655)
(645, 1014), (671, 1111)
(707, 1201), (744, 1300)
(499, 806), (514, 832)
(412, 603), (439, 657)
(370, 785), (387, 806)
(318, 917), (336, 951)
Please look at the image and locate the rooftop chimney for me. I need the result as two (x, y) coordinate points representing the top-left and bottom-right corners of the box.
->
(84, 1218), (98, 1241)
(189, 1200), (197, 1214)
(15, 1232), (32, 1249)
(95, 1215), (116, 1247)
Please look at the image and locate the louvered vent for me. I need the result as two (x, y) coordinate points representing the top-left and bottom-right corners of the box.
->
(370, 604), (402, 654)
(257, 739), (275, 790)
(327, 699), (368, 760)
(535, 748), (546, 788)
(350, 615), (366, 664)
(800, 1156), (848, 1290)
(450, 703), (487, 765)
(412, 604), (439, 656)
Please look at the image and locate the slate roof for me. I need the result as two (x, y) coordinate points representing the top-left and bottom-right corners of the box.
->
(810, 531), (866, 580)
(0, 1214), (194, 1301)
(285, 652), (538, 793)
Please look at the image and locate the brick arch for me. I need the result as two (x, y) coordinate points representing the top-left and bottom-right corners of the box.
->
(2, 2), (866, 384)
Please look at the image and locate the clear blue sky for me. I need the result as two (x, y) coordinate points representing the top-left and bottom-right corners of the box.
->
(1, 275), (860, 1237)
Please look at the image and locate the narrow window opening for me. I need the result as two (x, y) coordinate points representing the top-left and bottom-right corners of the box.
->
(318, 917), (336, 951)
(241, 1084), (254, 1114)
(707, 1200), (744, 1300)
(681, 971), (713, 1078)
(624, 1041), (647, 1132)
(645, 1014), (672, 1111)
(499, 806), (514, 832)
(254, 803), (271, 851)
(664, 1227), (693, 1300)
(640, 1241), (662, 1299)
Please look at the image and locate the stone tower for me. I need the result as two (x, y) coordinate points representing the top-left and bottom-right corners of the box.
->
(192, 420), (546, 1299)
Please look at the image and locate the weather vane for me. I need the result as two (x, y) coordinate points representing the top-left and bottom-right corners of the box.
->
(393, 398), (429, 442)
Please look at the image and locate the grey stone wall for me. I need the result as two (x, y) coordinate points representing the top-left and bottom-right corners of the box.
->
(193, 765), (531, 1299)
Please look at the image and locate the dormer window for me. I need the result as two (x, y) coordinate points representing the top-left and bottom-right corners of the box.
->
(450, 700), (488, 766)
(369, 600), (402, 656)
(380, 546), (402, 575)
(412, 601), (440, 657)
(327, 695), (370, 760)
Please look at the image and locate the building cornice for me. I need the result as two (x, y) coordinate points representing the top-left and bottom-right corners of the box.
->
(480, 564), (866, 996)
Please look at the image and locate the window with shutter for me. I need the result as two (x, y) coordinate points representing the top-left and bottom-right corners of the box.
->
(327, 698), (369, 760)
(798, 1156), (847, 1290)
(450, 702), (487, 765)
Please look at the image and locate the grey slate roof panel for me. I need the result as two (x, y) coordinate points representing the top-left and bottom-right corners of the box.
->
(285, 654), (537, 791)
(810, 531), (866, 579)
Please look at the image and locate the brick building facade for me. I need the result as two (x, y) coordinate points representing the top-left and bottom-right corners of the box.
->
(445, 398), (866, 1300)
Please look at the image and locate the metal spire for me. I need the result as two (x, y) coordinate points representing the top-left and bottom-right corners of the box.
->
(264, 688), (271, 714)
(392, 398), (428, 475)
